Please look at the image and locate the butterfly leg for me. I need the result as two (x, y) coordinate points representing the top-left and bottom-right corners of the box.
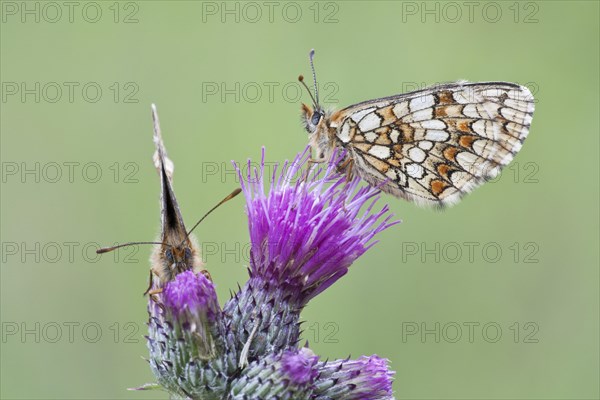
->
(336, 157), (354, 181)
(145, 270), (165, 296)
(301, 158), (321, 182)
(308, 156), (327, 165)
(302, 156), (328, 182)
(143, 269), (155, 296)
(149, 294), (165, 310)
(147, 288), (163, 296)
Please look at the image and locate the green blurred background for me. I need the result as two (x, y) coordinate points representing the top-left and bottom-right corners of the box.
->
(1, 1), (598, 399)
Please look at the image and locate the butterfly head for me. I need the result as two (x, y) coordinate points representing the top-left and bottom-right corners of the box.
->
(300, 102), (325, 134)
(300, 49), (327, 135)
(154, 238), (200, 283)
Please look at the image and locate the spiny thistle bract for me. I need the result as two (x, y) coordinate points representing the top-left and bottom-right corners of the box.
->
(140, 148), (398, 399)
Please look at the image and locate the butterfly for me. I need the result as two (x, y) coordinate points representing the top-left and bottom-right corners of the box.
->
(97, 105), (240, 295)
(299, 50), (535, 208)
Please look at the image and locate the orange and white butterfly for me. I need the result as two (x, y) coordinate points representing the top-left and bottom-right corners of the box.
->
(299, 50), (535, 208)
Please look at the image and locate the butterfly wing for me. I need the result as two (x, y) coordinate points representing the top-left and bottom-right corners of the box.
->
(151, 105), (190, 248)
(330, 82), (534, 207)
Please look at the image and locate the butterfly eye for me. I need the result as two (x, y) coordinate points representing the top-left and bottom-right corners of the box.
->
(311, 111), (322, 126)
(165, 248), (173, 262)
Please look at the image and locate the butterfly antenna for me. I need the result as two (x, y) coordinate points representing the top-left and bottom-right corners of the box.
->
(298, 75), (319, 107)
(96, 241), (168, 254)
(309, 49), (319, 105)
(179, 188), (242, 247)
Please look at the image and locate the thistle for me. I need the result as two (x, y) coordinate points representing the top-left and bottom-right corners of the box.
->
(140, 146), (398, 399)
(147, 271), (228, 399)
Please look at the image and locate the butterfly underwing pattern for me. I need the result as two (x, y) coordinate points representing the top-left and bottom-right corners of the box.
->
(299, 50), (535, 208)
(149, 104), (204, 290)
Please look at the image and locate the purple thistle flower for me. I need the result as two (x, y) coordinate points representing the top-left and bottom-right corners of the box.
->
(281, 348), (320, 385)
(235, 146), (398, 304)
(229, 348), (320, 399)
(220, 147), (398, 387)
(146, 271), (229, 397)
(228, 349), (395, 399)
(314, 355), (395, 400)
(163, 270), (219, 323)
(161, 272), (221, 365)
